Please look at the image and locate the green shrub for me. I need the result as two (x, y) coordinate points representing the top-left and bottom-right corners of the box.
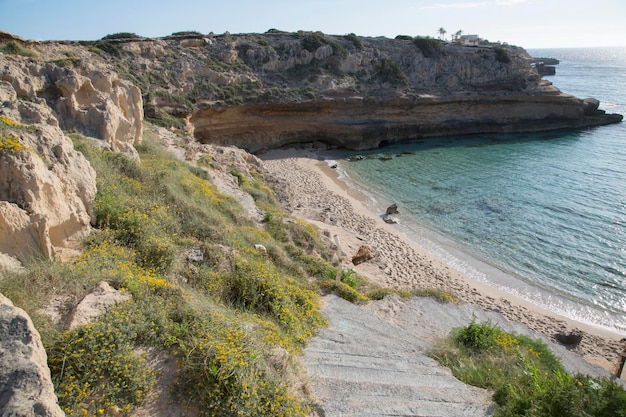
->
(176, 314), (310, 417)
(0, 133), (25, 153)
(411, 288), (458, 303)
(15, 128), (338, 416)
(302, 33), (328, 52)
(1, 40), (38, 57)
(101, 32), (142, 40)
(432, 320), (626, 417)
(453, 319), (505, 352)
(377, 58), (407, 85)
(50, 51), (82, 67)
(92, 40), (121, 57)
(413, 37), (443, 58)
(494, 47), (511, 64)
(319, 278), (368, 304)
(223, 255), (327, 344)
(171, 31), (202, 37)
(47, 308), (156, 416)
(366, 287), (413, 300)
(345, 33), (362, 49)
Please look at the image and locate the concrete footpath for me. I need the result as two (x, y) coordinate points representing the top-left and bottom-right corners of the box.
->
(303, 295), (611, 417)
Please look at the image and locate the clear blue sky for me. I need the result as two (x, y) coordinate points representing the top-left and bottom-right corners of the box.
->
(2, 0), (625, 49)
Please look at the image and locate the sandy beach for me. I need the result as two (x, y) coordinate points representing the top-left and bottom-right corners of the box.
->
(261, 147), (625, 377)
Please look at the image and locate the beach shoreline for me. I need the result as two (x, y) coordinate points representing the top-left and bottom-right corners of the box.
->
(260, 147), (625, 377)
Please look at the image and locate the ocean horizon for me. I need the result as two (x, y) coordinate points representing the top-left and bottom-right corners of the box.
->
(323, 46), (626, 335)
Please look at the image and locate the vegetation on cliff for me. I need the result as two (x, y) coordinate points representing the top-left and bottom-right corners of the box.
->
(78, 29), (537, 130)
(0, 121), (429, 416)
(0, 123), (333, 415)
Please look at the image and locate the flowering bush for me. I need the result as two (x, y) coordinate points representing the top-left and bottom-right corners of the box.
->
(18, 130), (335, 416)
(47, 312), (156, 416)
(0, 133), (24, 153)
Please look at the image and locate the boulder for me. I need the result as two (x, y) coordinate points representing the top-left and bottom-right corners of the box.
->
(583, 98), (600, 116)
(0, 293), (65, 417)
(556, 330), (584, 347)
(382, 214), (398, 224)
(352, 245), (374, 265)
(68, 281), (131, 329)
(180, 38), (208, 48)
(385, 203), (399, 215)
(0, 202), (54, 261)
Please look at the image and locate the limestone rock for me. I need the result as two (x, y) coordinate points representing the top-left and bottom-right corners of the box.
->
(2, 63), (93, 265)
(1, 54), (143, 157)
(51, 68), (143, 157)
(352, 245), (374, 265)
(68, 281), (131, 329)
(179, 38), (208, 48)
(0, 252), (26, 274)
(556, 330), (584, 347)
(0, 293), (65, 417)
(0, 80), (17, 102)
(0, 111), (96, 262)
(0, 202), (53, 261)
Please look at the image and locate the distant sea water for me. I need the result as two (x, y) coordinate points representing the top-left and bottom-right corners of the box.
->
(328, 46), (626, 335)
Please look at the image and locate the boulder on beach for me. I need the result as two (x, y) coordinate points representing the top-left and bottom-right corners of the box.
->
(382, 214), (398, 224)
(556, 330), (584, 347)
(352, 244), (374, 265)
(386, 203), (399, 215)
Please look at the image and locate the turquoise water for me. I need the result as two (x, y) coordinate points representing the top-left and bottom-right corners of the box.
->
(330, 47), (626, 334)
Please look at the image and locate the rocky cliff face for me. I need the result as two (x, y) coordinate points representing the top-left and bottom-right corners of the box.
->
(71, 31), (620, 152)
(0, 35), (143, 267)
(0, 29), (622, 265)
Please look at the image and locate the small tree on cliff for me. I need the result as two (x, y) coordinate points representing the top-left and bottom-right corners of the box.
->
(437, 27), (447, 41)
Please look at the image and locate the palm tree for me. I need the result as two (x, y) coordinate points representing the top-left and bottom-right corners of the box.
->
(437, 27), (447, 41)
(454, 30), (463, 42)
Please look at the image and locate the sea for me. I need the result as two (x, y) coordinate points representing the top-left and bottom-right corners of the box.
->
(326, 46), (626, 335)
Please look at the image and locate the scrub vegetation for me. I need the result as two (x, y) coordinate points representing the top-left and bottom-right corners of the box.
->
(432, 320), (626, 417)
(0, 122), (455, 416)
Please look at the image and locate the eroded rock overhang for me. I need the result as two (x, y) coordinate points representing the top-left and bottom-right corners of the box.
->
(190, 93), (623, 153)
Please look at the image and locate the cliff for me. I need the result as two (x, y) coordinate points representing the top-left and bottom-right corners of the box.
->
(54, 30), (622, 152)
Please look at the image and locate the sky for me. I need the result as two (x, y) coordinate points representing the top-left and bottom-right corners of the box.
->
(1, 0), (625, 49)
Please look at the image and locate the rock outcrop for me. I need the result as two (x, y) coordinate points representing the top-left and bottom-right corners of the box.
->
(352, 245), (374, 266)
(2, 32), (622, 156)
(0, 104), (97, 263)
(1, 53), (143, 156)
(191, 91), (621, 153)
(0, 293), (65, 417)
(68, 281), (131, 329)
(0, 44), (144, 267)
